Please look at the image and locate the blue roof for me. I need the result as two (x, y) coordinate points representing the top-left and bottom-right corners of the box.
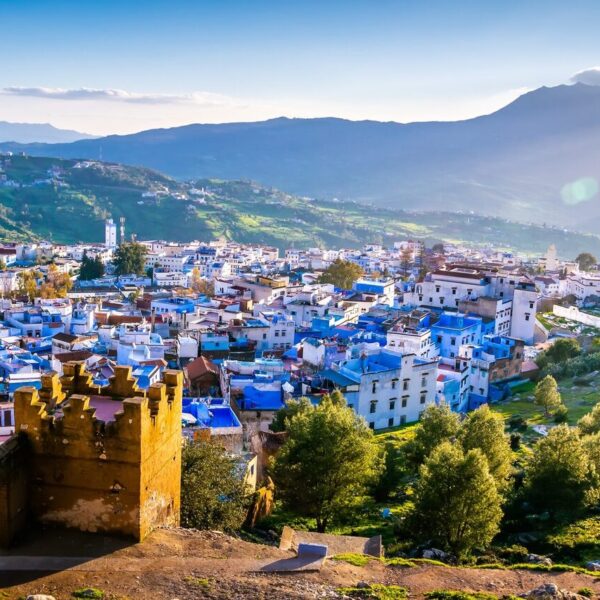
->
(239, 386), (283, 411)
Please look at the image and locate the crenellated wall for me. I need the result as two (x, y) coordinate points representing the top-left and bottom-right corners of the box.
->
(12, 362), (183, 541)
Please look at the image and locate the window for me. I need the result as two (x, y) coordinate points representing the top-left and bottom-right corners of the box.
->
(372, 381), (378, 394)
(274, 331), (279, 337)
(401, 397), (408, 408)
(403, 379), (409, 391)
(450, 337), (456, 345)
(420, 393), (426, 404)
(525, 313), (530, 321)
(400, 415), (407, 425)
(370, 400), (377, 414)
(369, 422), (375, 430)
(391, 378), (398, 389)
(388, 417), (394, 428)
(389, 399), (396, 410)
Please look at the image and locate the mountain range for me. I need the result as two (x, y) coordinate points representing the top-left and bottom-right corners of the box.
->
(2, 83), (600, 231)
(0, 121), (95, 144)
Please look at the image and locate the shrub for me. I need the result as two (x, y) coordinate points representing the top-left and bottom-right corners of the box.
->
(338, 584), (408, 599)
(508, 415), (527, 431)
(578, 589), (593, 598)
(510, 433), (522, 450)
(497, 544), (529, 563)
(72, 590), (104, 600)
(553, 404), (569, 423)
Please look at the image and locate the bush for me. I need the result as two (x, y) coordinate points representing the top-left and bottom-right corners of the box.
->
(508, 415), (527, 431)
(553, 404), (569, 423)
(496, 544), (529, 563)
(338, 584), (408, 599)
(72, 590), (104, 600)
(510, 433), (522, 450)
(578, 589), (593, 599)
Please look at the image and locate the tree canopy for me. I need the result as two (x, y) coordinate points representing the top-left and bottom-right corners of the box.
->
(406, 404), (461, 468)
(575, 252), (597, 272)
(318, 259), (364, 290)
(458, 405), (513, 493)
(534, 374), (562, 417)
(79, 251), (105, 281)
(180, 440), (248, 531)
(272, 394), (381, 532)
(579, 403), (600, 435)
(525, 424), (592, 516)
(410, 442), (503, 559)
(113, 242), (148, 276)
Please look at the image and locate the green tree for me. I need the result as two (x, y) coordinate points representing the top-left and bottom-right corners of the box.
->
(578, 403), (600, 435)
(272, 394), (381, 532)
(534, 374), (562, 417)
(79, 251), (105, 280)
(270, 397), (313, 433)
(524, 425), (591, 516)
(318, 258), (364, 290)
(410, 442), (503, 559)
(371, 441), (406, 502)
(458, 405), (513, 494)
(113, 241), (148, 276)
(405, 404), (461, 468)
(181, 440), (248, 531)
(431, 242), (445, 254)
(544, 338), (581, 364)
(575, 252), (598, 272)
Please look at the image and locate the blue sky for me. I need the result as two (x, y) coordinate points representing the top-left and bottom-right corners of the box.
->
(1, 0), (599, 134)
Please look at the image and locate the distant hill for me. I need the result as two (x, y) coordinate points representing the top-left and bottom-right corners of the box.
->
(0, 155), (598, 256)
(2, 84), (600, 231)
(0, 121), (94, 144)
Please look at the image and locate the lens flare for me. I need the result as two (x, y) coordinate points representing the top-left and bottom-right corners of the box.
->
(561, 177), (599, 205)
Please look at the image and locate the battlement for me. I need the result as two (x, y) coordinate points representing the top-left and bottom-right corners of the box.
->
(11, 362), (183, 541)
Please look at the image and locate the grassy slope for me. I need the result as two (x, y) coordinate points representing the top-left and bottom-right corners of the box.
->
(1, 155), (600, 255)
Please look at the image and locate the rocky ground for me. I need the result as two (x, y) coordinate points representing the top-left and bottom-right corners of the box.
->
(1, 528), (599, 599)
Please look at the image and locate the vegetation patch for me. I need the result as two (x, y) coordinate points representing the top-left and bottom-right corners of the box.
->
(337, 584), (408, 599)
(72, 589), (104, 599)
(332, 553), (376, 567)
(183, 575), (211, 588)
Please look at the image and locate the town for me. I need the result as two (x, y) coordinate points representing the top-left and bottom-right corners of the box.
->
(1, 215), (599, 556)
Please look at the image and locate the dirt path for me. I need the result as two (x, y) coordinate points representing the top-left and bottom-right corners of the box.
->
(1, 529), (599, 599)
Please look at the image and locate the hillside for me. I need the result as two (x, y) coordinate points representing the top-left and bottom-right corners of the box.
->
(0, 155), (599, 255)
(0, 121), (94, 144)
(2, 528), (599, 599)
(4, 84), (600, 230)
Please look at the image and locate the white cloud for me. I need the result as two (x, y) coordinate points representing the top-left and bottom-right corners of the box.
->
(570, 67), (600, 86)
(0, 86), (244, 107)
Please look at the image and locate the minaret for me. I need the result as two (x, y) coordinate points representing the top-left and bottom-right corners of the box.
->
(120, 217), (126, 244)
(105, 218), (117, 249)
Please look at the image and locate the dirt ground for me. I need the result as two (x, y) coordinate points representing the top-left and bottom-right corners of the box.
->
(1, 528), (599, 599)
